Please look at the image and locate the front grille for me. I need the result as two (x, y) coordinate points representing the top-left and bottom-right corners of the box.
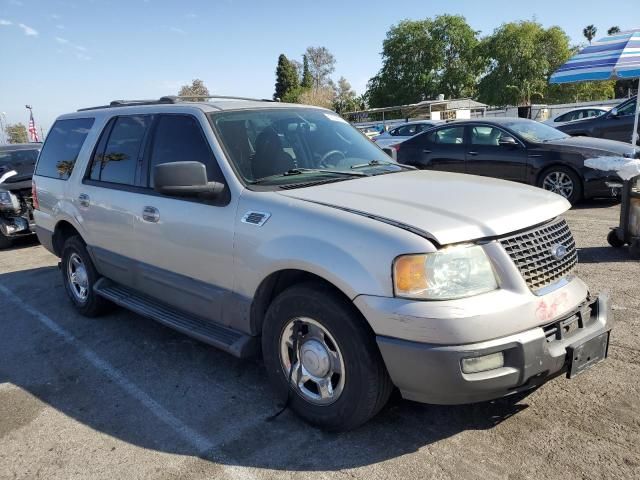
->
(500, 218), (577, 292)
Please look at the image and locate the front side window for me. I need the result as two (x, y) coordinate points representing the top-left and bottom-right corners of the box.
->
(90, 115), (151, 185)
(35, 118), (94, 180)
(210, 108), (397, 186)
(617, 99), (637, 116)
(148, 115), (225, 187)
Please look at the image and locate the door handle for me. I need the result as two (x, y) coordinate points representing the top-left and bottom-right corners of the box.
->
(422, 149), (432, 154)
(78, 193), (90, 208)
(142, 206), (160, 223)
(467, 151), (479, 156)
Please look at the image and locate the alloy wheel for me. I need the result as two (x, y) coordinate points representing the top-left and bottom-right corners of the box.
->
(279, 317), (346, 405)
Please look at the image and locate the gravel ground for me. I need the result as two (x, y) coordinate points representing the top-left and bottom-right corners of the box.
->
(0, 200), (638, 480)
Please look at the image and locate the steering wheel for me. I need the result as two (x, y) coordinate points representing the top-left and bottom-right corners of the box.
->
(319, 150), (346, 168)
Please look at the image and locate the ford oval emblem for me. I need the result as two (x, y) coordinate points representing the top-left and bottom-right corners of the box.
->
(550, 244), (568, 260)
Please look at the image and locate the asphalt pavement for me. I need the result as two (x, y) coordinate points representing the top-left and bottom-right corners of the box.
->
(0, 200), (638, 480)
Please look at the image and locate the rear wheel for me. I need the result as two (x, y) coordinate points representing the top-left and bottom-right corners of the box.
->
(262, 283), (393, 431)
(539, 167), (582, 204)
(61, 236), (111, 317)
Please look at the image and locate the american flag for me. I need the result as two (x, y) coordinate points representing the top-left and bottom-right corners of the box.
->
(28, 110), (39, 142)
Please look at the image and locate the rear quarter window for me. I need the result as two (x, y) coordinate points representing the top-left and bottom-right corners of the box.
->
(35, 117), (94, 180)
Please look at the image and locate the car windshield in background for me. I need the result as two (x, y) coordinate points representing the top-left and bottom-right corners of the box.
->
(210, 108), (398, 186)
(502, 120), (569, 143)
(0, 149), (39, 167)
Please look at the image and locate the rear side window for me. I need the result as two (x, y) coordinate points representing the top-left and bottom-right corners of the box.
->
(148, 115), (224, 187)
(35, 118), (94, 180)
(90, 115), (151, 185)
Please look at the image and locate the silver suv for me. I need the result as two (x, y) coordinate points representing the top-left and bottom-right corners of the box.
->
(33, 96), (612, 430)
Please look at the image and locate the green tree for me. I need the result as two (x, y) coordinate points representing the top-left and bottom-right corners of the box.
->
(5, 123), (28, 144)
(477, 22), (572, 106)
(305, 46), (336, 90)
(273, 54), (300, 101)
(334, 77), (358, 113)
(607, 26), (621, 36)
(178, 79), (210, 101)
(583, 25), (597, 44)
(301, 54), (313, 89)
(366, 15), (481, 107)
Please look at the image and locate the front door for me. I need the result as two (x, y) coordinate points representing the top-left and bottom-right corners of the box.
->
(465, 125), (527, 182)
(132, 113), (237, 325)
(602, 98), (638, 143)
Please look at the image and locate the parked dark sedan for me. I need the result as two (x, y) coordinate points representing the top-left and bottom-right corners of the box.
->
(396, 118), (638, 204)
(557, 96), (638, 145)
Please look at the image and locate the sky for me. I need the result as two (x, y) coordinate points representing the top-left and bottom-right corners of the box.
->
(0, 0), (638, 135)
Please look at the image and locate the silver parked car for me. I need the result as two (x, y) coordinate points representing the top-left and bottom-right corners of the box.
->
(33, 96), (612, 431)
(373, 120), (442, 159)
(543, 106), (611, 127)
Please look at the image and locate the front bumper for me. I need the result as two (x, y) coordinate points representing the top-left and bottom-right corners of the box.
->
(0, 215), (33, 238)
(376, 295), (612, 405)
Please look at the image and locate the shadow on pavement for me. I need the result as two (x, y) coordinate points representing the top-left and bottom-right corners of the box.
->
(572, 198), (620, 210)
(578, 246), (638, 263)
(0, 265), (532, 472)
(0, 235), (40, 252)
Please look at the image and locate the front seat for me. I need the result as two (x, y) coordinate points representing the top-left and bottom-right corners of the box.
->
(251, 127), (294, 180)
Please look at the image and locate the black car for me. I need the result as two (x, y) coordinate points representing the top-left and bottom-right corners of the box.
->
(0, 143), (40, 248)
(558, 96), (638, 145)
(395, 118), (637, 204)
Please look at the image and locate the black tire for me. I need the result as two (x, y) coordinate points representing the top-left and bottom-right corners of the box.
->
(61, 236), (111, 317)
(538, 166), (583, 205)
(0, 231), (12, 249)
(262, 282), (393, 431)
(607, 229), (625, 248)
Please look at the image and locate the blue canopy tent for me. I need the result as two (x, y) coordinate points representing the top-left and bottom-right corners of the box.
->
(550, 29), (640, 146)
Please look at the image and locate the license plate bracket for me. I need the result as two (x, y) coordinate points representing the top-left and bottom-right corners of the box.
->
(567, 331), (610, 378)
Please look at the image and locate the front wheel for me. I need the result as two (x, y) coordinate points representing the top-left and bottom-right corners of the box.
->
(538, 167), (582, 205)
(262, 283), (393, 431)
(0, 231), (12, 249)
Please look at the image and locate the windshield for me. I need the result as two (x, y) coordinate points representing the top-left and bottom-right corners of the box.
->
(210, 108), (397, 186)
(501, 120), (569, 143)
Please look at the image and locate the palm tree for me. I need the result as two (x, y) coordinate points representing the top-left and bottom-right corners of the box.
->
(583, 25), (598, 44)
(607, 26), (621, 36)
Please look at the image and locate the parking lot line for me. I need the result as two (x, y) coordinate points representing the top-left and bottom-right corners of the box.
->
(0, 283), (215, 455)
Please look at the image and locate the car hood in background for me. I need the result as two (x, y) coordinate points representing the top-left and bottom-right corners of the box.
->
(278, 170), (569, 245)
(542, 136), (636, 156)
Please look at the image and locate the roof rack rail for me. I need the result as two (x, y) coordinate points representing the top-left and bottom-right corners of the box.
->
(77, 95), (277, 112)
(162, 95), (277, 103)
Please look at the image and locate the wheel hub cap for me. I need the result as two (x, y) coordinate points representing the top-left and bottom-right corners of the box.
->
(300, 339), (331, 378)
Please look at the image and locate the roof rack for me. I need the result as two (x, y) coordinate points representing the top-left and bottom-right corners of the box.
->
(77, 95), (277, 112)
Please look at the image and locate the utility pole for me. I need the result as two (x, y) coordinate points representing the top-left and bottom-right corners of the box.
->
(0, 112), (6, 144)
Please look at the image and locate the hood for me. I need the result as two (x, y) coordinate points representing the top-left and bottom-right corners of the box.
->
(545, 136), (637, 156)
(278, 170), (570, 245)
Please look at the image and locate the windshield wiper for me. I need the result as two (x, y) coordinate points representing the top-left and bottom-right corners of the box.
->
(249, 168), (367, 185)
(350, 160), (416, 170)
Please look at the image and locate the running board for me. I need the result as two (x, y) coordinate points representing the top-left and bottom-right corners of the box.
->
(94, 279), (258, 358)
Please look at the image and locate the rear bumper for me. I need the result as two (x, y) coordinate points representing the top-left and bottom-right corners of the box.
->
(376, 295), (612, 405)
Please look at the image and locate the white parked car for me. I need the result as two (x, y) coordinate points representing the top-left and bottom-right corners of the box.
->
(374, 120), (442, 159)
(543, 107), (611, 127)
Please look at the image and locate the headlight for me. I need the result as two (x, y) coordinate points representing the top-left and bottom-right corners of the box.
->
(393, 245), (498, 300)
(0, 191), (20, 212)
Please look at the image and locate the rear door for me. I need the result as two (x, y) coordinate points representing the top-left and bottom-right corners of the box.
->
(402, 125), (467, 173)
(79, 114), (153, 286)
(465, 125), (527, 182)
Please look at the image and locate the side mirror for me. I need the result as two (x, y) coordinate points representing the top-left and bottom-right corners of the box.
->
(498, 136), (518, 147)
(154, 161), (224, 197)
(610, 107), (619, 117)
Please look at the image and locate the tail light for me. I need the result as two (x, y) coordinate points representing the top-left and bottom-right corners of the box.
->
(32, 179), (39, 210)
